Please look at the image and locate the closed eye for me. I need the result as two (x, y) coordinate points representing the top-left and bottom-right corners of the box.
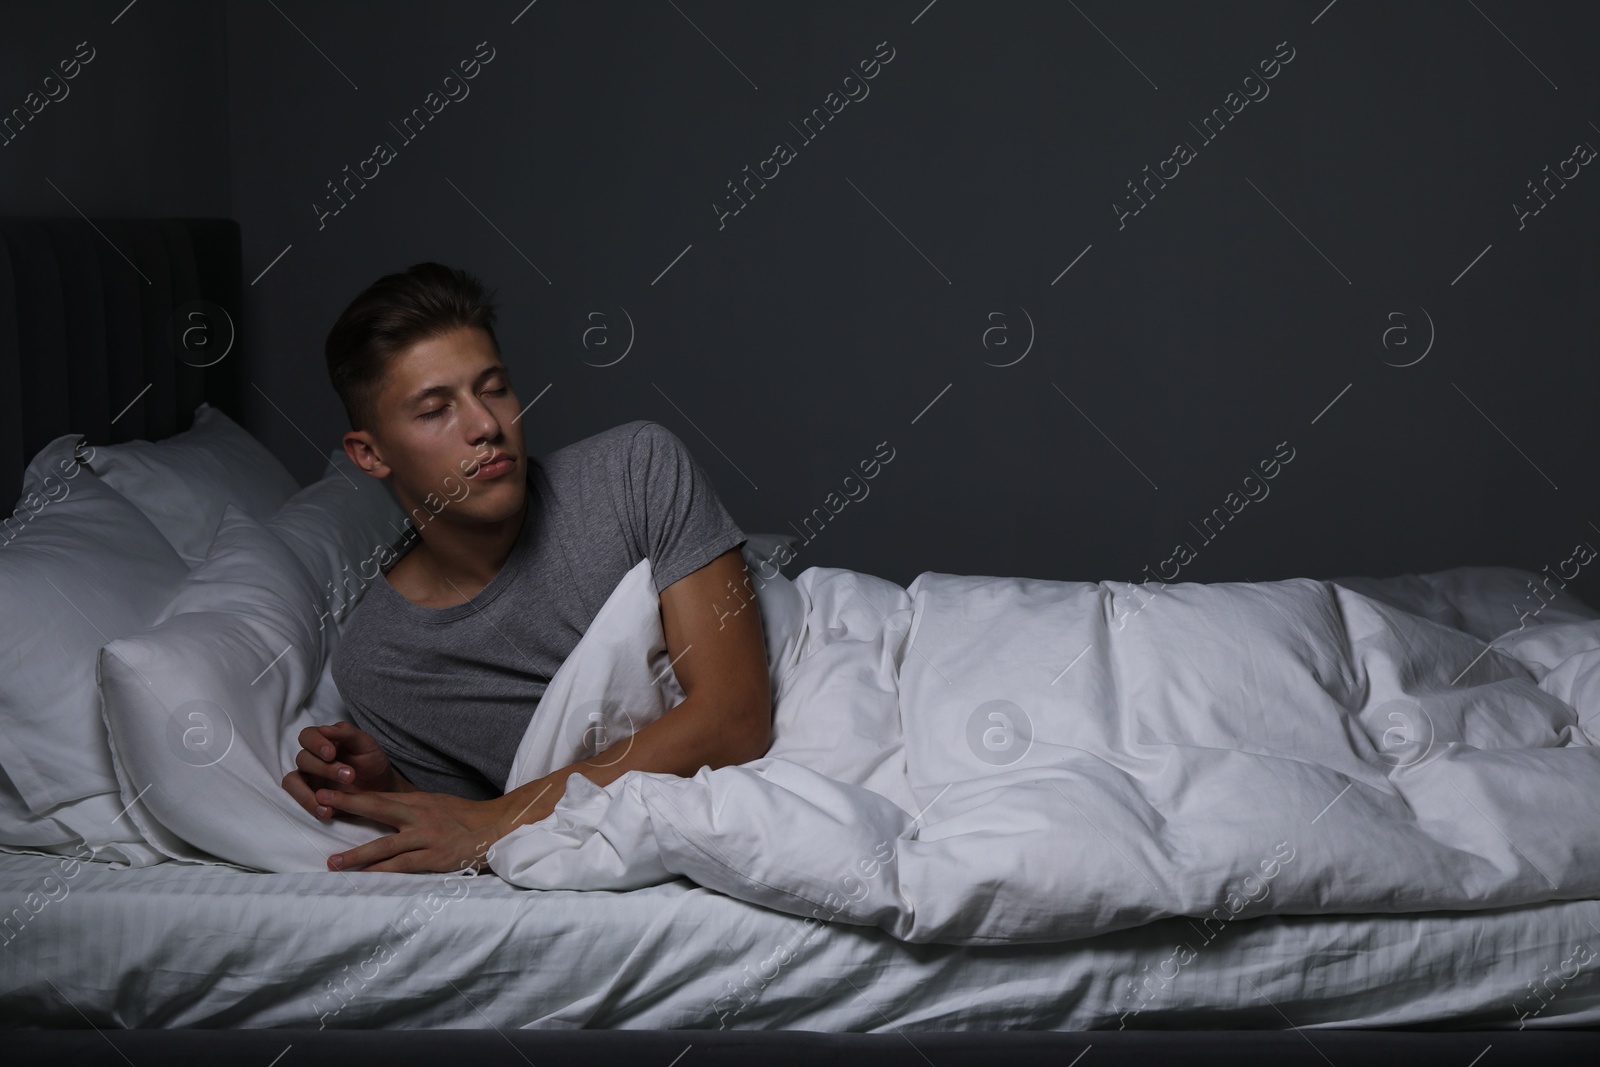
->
(418, 387), (508, 421)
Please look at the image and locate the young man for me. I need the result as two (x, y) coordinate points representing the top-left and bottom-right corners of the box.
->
(280, 262), (772, 874)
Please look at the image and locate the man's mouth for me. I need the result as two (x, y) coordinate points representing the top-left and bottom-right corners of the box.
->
(468, 453), (516, 480)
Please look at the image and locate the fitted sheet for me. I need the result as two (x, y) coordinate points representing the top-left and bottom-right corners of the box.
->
(2, 849), (1598, 1030)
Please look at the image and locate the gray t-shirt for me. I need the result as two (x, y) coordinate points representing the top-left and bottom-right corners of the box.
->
(330, 420), (747, 800)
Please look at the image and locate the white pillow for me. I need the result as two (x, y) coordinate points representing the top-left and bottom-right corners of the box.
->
(0, 434), (185, 866)
(81, 401), (301, 567)
(0, 761), (92, 854)
(99, 505), (392, 871)
(265, 446), (408, 643)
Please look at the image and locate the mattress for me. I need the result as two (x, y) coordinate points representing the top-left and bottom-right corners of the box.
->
(3, 848), (1598, 1030)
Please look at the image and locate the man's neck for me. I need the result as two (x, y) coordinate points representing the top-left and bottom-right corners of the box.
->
(396, 491), (529, 606)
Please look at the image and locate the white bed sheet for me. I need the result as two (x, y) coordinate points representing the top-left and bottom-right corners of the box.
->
(2, 849), (1598, 1030)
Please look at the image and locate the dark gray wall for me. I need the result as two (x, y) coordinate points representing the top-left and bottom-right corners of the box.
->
(18, 2), (1600, 602)
(0, 1), (230, 216)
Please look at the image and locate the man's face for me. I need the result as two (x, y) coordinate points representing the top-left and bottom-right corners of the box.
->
(342, 324), (527, 528)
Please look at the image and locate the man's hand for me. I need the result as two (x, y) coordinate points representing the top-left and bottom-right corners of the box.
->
(282, 721), (413, 820)
(314, 784), (549, 873)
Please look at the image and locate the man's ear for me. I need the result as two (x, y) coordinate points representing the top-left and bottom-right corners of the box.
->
(342, 430), (391, 479)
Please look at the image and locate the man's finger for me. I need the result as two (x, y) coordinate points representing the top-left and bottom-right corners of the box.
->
(324, 720), (382, 756)
(294, 748), (355, 788)
(316, 787), (408, 826)
(360, 850), (434, 874)
(330, 829), (417, 872)
(281, 771), (333, 819)
(297, 725), (340, 762)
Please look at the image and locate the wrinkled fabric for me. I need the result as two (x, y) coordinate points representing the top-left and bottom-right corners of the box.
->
(492, 565), (1600, 946)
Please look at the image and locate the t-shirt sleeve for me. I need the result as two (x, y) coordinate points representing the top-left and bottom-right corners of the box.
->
(618, 420), (747, 593)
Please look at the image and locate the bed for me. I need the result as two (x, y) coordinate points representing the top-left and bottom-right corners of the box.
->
(4, 217), (1599, 1065)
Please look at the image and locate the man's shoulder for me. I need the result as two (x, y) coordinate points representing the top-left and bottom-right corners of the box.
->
(551, 419), (675, 457)
(539, 420), (682, 479)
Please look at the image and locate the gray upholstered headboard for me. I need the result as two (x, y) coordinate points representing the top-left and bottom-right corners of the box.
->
(0, 218), (246, 509)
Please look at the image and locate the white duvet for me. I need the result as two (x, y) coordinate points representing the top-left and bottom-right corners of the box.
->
(490, 559), (1600, 945)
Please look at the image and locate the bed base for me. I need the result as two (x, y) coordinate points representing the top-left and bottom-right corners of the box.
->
(9, 1026), (1600, 1066)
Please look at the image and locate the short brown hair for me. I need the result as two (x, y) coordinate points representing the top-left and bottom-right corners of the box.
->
(325, 262), (500, 431)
